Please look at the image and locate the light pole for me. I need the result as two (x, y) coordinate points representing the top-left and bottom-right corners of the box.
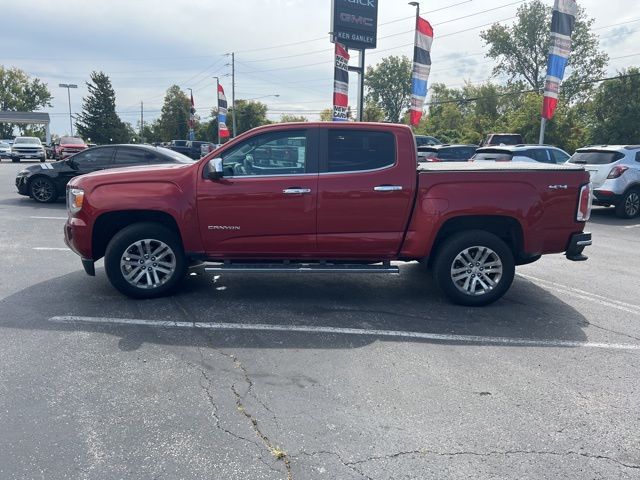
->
(245, 94), (280, 101)
(408, 2), (420, 21)
(59, 83), (78, 136)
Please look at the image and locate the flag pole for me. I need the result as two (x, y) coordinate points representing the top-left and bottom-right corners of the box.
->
(538, 117), (546, 145)
(213, 76), (220, 145)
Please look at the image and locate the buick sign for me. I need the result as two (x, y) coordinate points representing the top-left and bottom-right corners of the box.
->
(331, 0), (378, 49)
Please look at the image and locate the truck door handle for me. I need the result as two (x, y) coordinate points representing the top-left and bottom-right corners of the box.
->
(374, 185), (403, 192)
(283, 188), (311, 194)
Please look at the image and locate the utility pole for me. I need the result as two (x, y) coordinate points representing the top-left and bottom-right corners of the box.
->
(212, 76), (220, 145)
(59, 83), (78, 136)
(231, 52), (237, 137)
(140, 101), (144, 143)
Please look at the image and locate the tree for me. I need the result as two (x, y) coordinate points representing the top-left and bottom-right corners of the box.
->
(155, 85), (191, 141)
(590, 68), (640, 145)
(280, 114), (308, 123)
(481, 0), (608, 103)
(365, 55), (412, 123)
(362, 101), (385, 122)
(0, 66), (52, 138)
(229, 100), (270, 135)
(195, 109), (219, 142)
(319, 108), (333, 121)
(76, 71), (129, 144)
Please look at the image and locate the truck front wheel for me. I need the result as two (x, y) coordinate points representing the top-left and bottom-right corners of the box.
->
(433, 230), (515, 306)
(105, 223), (187, 299)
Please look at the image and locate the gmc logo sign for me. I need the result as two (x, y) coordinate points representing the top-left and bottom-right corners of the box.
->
(339, 13), (373, 26)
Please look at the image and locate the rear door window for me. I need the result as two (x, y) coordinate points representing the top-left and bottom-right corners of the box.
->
(327, 130), (395, 173)
(114, 147), (156, 166)
(524, 148), (552, 163)
(550, 149), (570, 163)
(569, 151), (624, 165)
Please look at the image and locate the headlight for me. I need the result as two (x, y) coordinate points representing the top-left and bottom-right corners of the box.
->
(67, 188), (85, 214)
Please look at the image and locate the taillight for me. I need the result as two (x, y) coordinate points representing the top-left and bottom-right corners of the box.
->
(426, 157), (442, 162)
(607, 165), (628, 179)
(577, 184), (592, 222)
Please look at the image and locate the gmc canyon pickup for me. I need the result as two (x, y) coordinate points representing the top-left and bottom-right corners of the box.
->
(64, 122), (592, 306)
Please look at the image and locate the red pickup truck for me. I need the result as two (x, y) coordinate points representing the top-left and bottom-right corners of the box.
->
(64, 122), (592, 306)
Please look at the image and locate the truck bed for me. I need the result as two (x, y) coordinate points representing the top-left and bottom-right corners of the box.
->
(418, 162), (585, 172)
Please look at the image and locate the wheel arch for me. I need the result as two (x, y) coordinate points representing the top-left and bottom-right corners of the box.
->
(92, 210), (183, 261)
(429, 215), (525, 266)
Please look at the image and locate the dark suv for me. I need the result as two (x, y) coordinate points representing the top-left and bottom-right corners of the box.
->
(16, 144), (193, 203)
(417, 144), (478, 162)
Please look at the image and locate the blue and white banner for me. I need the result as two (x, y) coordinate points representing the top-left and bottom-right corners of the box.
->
(410, 17), (434, 126)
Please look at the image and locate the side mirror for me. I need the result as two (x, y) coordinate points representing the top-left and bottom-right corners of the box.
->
(207, 157), (224, 180)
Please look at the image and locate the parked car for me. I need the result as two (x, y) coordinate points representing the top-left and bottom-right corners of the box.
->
(53, 136), (88, 160)
(0, 141), (11, 159)
(568, 145), (640, 218)
(200, 142), (222, 158)
(186, 140), (215, 160)
(1, 139), (14, 146)
(415, 135), (442, 147)
(10, 136), (46, 162)
(64, 122), (591, 306)
(418, 144), (478, 162)
(15, 144), (193, 203)
(480, 133), (524, 146)
(471, 145), (571, 164)
(167, 139), (191, 157)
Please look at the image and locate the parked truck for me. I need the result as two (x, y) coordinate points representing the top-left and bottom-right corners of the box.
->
(64, 122), (592, 306)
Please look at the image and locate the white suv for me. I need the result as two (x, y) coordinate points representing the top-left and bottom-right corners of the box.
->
(472, 145), (571, 164)
(10, 137), (46, 163)
(568, 145), (640, 219)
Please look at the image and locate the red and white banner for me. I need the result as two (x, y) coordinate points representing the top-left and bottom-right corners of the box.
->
(217, 84), (230, 139)
(333, 43), (350, 121)
(410, 17), (434, 126)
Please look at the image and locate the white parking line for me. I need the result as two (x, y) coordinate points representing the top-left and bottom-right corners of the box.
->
(49, 316), (640, 351)
(517, 273), (640, 317)
(624, 224), (640, 229)
(33, 247), (70, 251)
(29, 216), (67, 220)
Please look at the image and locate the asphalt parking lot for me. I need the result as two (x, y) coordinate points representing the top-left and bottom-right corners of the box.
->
(0, 161), (639, 479)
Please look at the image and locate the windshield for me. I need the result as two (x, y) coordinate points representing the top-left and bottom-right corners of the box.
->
(156, 147), (195, 163)
(60, 137), (85, 145)
(415, 136), (441, 147)
(569, 150), (624, 165)
(14, 137), (41, 145)
(488, 135), (522, 145)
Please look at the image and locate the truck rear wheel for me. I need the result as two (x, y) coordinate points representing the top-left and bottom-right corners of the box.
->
(433, 230), (515, 306)
(105, 223), (187, 299)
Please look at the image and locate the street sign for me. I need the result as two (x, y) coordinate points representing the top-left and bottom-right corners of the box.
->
(331, 0), (378, 50)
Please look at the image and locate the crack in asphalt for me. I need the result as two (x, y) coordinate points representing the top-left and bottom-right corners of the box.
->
(218, 348), (293, 480)
(307, 448), (640, 471)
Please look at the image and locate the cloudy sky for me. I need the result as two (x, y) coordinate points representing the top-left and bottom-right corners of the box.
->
(4, 0), (639, 137)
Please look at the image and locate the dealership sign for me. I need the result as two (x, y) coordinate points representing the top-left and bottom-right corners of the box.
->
(331, 0), (378, 49)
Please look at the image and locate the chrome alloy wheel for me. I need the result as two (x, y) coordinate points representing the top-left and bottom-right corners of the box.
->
(120, 239), (176, 289)
(450, 246), (503, 296)
(624, 191), (640, 217)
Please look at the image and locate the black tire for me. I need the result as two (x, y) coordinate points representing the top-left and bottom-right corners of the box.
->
(105, 223), (187, 299)
(29, 176), (57, 203)
(615, 188), (640, 219)
(11, 158), (19, 163)
(433, 230), (515, 306)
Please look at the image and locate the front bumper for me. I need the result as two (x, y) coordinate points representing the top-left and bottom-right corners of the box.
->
(15, 176), (29, 195)
(64, 216), (93, 263)
(11, 151), (46, 160)
(565, 232), (592, 261)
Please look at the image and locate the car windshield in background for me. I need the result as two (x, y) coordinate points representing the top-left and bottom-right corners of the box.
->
(157, 147), (194, 163)
(569, 150), (625, 165)
(60, 137), (85, 145)
(474, 151), (513, 161)
(15, 138), (41, 145)
(490, 135), (521, 145)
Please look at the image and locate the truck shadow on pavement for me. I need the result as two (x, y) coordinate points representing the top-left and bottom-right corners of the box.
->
(0, 263), (592, 352)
